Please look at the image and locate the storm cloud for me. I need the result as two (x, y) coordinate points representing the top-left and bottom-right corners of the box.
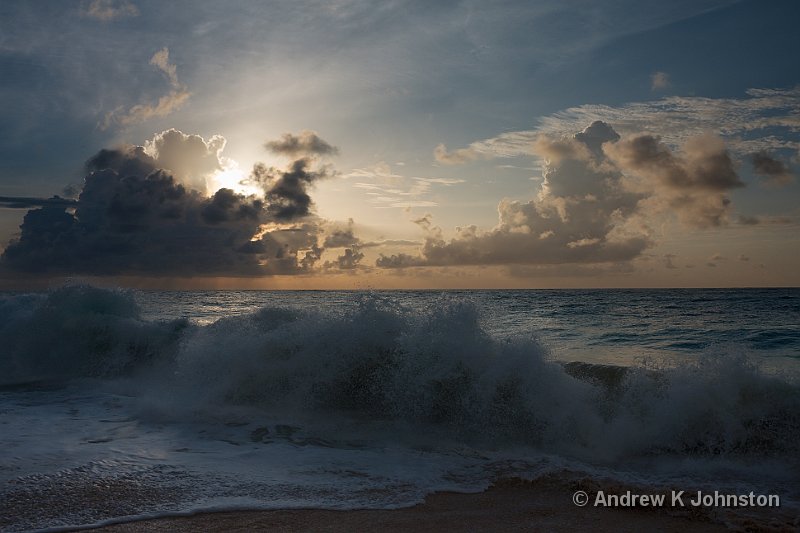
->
(1, 130), (343, 276)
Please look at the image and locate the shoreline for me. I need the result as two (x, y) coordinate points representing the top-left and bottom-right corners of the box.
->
(91, 476), (797, 533)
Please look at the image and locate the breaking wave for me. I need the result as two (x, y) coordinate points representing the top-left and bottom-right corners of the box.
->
(1, 285), (799, 464)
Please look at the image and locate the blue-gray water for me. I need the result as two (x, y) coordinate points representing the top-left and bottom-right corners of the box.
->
(1, 286), (798, 530)
(135, 287), (800, 369)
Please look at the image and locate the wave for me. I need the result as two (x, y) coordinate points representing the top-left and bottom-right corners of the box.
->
(0, 286), (187, 382)
(1, 285), (799, 465)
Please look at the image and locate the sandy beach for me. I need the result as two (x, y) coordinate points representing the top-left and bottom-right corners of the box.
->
(94, 476), (797, 532)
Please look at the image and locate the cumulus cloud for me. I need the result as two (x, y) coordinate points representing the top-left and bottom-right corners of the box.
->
(1, 131), (345, 276)
(265, 131), (339, 157)
(751, 150), (795, 186)
(81, 0), (138, 21)
(604, 132), (744, 227)
(379, 121), (755, 270)
(378, 122), (651, 269)
(250, 159), (330, 221)
(325, 248), (365, 270)
(102, 48), (190, 129)
(144, 129), (226, 194)
(322, 219), (361, 248)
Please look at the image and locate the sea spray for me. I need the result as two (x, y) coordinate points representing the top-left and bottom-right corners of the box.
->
(1, 286), (798, 464)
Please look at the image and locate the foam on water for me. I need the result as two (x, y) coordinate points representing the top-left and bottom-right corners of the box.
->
(1, 286), (799, 531)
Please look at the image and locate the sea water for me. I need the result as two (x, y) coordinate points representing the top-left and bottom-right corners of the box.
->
(1, 286), (798, 530)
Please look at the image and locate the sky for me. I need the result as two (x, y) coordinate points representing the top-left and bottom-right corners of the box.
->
(0, 0), (798, 289)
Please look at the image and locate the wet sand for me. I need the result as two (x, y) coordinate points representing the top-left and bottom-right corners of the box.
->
(95, 476), (797, 532)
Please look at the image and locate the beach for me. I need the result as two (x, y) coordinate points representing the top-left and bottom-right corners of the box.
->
(96, 476), (799, 532)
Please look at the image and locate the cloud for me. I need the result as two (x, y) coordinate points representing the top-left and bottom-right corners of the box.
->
(149, 47), (179, 88)
(379, 121), (758, 271)
(102, 48), (190, 129)
(1, 131), (345, 276)
(322, 219), (361, 248)
(650, 71), (670, 91)
(604, 132), (744, 227)
(434, 143), (485, 165)
(265, 131), (339, 157)
(348, 163), (462, 209)
(434, 87), (800, 163)
(251, 158), (330, 221)
(751, 150), (795, 187)
(378, 122), (651, 269)
(325, 248), (365, 270)
(81, 0), (138, 21)
(0, 196), (77, 209)
(144, 129), (227, 194)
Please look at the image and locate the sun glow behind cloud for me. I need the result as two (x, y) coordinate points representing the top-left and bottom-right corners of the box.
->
(209, 163), (262, 197)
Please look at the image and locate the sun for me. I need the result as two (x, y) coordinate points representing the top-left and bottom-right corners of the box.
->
(208, 162), (262, 197)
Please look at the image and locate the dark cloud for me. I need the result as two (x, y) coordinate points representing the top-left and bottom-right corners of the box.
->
(325, 248), (365, 270)
(322, 219), (360, 248)
(251, 158), (330, 221)
(201, 188), (263, 225)
(376, 252), (427, 268)
(751, 150), (794, 187)
(0, 196), (77, 209)
(265, 131), (339, 157)
(1, 130), (343, 277)
(62, 184), (81, 199)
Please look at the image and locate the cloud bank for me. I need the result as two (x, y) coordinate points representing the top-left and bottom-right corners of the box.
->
(380, 121), (748, 269)
(1, 130), (349, 277)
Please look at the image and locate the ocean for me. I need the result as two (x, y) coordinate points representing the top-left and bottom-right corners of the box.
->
(1, 286), (798, 531)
